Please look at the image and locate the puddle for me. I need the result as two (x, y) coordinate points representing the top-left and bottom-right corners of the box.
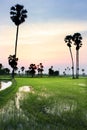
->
(0, 81), (12, 91)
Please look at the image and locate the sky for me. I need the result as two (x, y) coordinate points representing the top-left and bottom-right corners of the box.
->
(0, 0), (87, 74)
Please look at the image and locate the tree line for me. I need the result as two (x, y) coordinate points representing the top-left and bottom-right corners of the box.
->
(0, 62), (60, 77)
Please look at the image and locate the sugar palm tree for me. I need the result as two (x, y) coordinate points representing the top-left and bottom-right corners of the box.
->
(10, 4), (27, 57)
(64, 35), (75, 79)
(37, 63), (44, 77)
(72, 33), (82, 78)
(29, 64), (37, 77)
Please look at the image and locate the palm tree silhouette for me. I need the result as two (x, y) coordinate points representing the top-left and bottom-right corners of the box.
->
(64, 35), (74, 79)
(72, 33), (82, 78)
(29, 64), (37, 77)
(10, 4), (27, 57)
(37, 63), (44, 77)
(8, 55), (18, 78)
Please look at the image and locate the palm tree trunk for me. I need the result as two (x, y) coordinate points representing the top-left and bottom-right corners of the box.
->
(12, 25), (19, 79)
(12, 69), (14, 79)
(15, 25), (19, 57)
(76, 50), (79, 78)
(69, 47), (75, 79)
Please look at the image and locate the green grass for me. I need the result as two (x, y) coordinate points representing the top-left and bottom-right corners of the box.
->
(0, 77), (87, 130)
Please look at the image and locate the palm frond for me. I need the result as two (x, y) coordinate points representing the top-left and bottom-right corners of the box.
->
(10, 4), (27, 26)
(10, 6), (15, 11)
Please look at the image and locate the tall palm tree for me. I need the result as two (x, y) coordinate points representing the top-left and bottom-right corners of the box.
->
(10, 4), (27, 57)
(72, 33), (82, 78)
(64, 35), (75, 79)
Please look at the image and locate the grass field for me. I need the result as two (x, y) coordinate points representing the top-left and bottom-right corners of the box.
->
(0, 77), (87, 130)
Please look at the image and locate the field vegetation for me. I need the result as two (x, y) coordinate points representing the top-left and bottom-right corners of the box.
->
(0, 77), (87, 130)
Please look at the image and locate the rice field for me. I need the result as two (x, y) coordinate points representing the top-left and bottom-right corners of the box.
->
(0, 77), (87, 130)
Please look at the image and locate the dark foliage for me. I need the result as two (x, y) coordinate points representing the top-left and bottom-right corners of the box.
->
(8, 55), (18, 78)
(37, 63), (44, 77)
(29, 64), (37, 77)
(48, 66), (59, 76)
(10, 4), (27, 26)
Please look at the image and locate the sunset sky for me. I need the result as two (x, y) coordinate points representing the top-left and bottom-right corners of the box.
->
(0, 0), (87, 74)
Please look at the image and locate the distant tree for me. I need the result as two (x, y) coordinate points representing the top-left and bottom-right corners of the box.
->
(72, 33), (82, 78)
(0, 63), (3, 70)
(25, 70), (30, 77)
(37, 65), (40, 75)
(63, 71), (66, 76)
(0, 63), (3, 75)
(21, 66), (25, 75)
(65, 67), (71, 76)
(8, 55), (18, 78)
(82, 69), (85, 76)
(82, 69), (84, 73)
(54, 70), (59, 76)
(10, 4), (27, 57)
(48, 66), (54, 76)
(29, 64), (37, 77)
(18, 70), (20, 76)
(0, 64), (10, 75)
(64, 35), (74, 78)
(37, 63), (44, 77)
(4, 68), (10, 75)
